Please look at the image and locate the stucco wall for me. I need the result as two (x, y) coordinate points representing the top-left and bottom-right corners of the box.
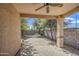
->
(0, 4), (21, 55)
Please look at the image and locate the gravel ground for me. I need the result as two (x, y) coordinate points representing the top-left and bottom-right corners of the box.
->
(20, 34), (79, 56)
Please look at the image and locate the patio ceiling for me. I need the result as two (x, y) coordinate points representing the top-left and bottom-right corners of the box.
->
(13, 3), (79, 16)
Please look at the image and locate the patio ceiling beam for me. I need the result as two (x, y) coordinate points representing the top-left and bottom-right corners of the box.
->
(63, 6), (79, 17)
(20, 13), (57, 19)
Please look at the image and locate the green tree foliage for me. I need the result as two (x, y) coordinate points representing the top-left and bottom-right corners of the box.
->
(34, 18), (48, 29)
(21, 18), (29, 31)
(46, 20), (57, 29)
(21, 18), (57, 31)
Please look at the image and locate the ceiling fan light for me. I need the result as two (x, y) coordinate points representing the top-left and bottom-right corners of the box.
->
(46, 6), (49, 13)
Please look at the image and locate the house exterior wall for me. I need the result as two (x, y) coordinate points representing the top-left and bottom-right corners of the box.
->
(0, 4), (21, 55)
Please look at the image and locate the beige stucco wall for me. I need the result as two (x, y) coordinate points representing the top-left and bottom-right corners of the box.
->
(0, 4), (21, 55)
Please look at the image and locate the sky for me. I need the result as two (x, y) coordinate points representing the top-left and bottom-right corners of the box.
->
(64, 12), (79, 28)
(27, 18), (35, 29)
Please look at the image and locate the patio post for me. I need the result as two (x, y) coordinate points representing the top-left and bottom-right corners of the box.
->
(56, 16), (64, 48)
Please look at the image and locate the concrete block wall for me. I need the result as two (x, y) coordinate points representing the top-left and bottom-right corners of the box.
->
(44, 30), (56, 41)
(64, 29), (79, 49)
(43, 29), (79, 49)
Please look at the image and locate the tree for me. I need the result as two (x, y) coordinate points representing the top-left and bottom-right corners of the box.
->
(34, 18), (48, 35)
(21, 18), (29, 35)
(46, 19), (57, 40)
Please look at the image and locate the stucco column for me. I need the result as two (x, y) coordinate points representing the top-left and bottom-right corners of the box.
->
(56, 16), (64, 48)
(0, 4), (21, 55)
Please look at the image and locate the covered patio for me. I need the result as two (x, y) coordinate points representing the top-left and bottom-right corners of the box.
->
(0, 3), (79, 56)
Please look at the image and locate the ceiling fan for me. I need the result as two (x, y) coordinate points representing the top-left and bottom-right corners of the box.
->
(35, 3), (63, 13)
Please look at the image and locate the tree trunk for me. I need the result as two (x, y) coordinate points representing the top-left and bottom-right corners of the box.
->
(50, 28), (54, 40)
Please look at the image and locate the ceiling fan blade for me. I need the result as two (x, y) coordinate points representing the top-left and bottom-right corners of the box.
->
(49, 3), (63, 7)
(35, 4), (46, 11)
(56, 4), (63, 7)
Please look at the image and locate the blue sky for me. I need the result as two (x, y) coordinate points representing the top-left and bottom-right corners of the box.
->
(64, 12), (79, 28)
(27, 18), (35, 25)
(27, 18), (35, 29)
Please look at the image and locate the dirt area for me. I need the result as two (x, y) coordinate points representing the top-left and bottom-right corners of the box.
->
(19, 34), (79, 56)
